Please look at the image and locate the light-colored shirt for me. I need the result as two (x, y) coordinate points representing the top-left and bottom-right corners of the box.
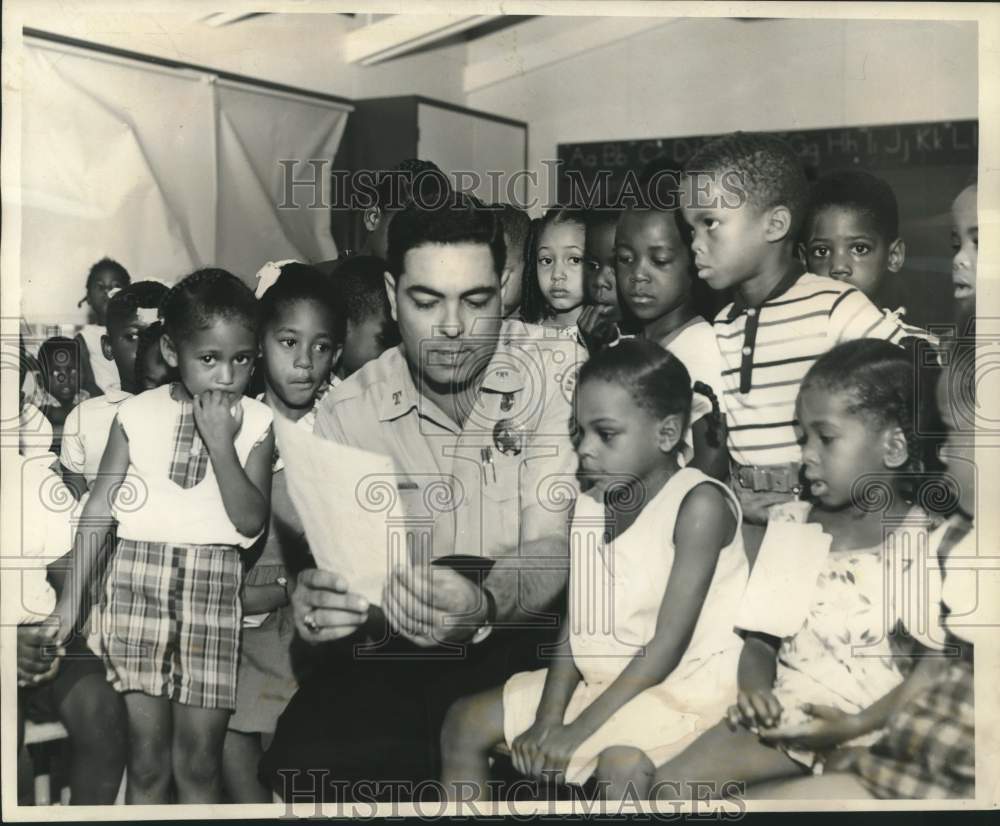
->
(113, 384), (273, 548)
(715, 272), (919, 466)
(79, 324), (121, 394)
(4, 453), (77, 625)
(314, 319), (585, 559)
(59, 389), (132, 486)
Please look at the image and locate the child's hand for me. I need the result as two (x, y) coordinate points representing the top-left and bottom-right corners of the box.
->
(193, 390), (243, 451)
(727, 688), (783, 731)
(758, 704), (864, 753)
(17, 624), (63, 687)
(529, 722), (586, 785)
(577, 305), (619, 352)
(511, 718), (558, 778)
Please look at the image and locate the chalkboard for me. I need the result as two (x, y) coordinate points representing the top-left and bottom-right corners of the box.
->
(557, 120), (978, 330)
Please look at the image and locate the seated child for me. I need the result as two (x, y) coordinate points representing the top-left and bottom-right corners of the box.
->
(75, 257), (131, 396)
(494, 202), (532, 319)
(223, 263), (343, 802)
(331, 254), (399, 382)
(134, 321), (174, 391)
(35, 337), (89, 455)
(440, 340), (748, 800)
(60, 281), (168, 498)
(521, 208), (588, 339)
(950, 179), (977, 337)
(637, 339), (944, 799)
(799, 169), (945, 336)
(13, 451), (126, 804)
(578, 209), (627, 351)
(51, 269), (274, 804)
(747, 349), (977, 801)
(616, 205), (729, 480)
(680, 132), (929, 524)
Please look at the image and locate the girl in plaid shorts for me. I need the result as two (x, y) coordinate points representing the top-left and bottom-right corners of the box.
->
(53, 269), (274, 803)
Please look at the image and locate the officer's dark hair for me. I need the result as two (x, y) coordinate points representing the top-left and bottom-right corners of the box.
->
(386, 196), (507, 283)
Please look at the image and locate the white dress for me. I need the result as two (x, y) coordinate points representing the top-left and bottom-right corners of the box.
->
(502, 467), (748, 784)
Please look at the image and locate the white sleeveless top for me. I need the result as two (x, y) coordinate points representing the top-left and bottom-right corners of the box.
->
(569, 467), (748, 685)
(113, 384), (273, 548)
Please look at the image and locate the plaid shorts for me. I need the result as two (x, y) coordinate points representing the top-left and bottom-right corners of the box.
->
(853, 658), (974, 799)
(100, 538), (243, 710)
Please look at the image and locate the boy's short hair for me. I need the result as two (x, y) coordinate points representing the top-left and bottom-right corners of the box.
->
(494, 203), (531, 265)
(684, 131), (809, 236)
(335, 255), (393, 325)
(373, 159), (452, 212)
(802, 169), (900, 242)
(387, 197), (507, 281)
(105, 280), (169, 335)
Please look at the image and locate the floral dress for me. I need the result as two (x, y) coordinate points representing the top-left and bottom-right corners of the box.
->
(745, 502), (935, 770)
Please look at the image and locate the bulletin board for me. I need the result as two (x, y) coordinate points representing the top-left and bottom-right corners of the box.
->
(557, 120), (979, 330)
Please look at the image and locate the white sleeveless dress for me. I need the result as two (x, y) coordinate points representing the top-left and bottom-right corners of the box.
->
(502, 467), (748, 784)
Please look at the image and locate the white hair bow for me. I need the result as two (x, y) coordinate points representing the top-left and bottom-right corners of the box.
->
(107, 287), (123, 300)
(137, 307), (159, 325)
(254, 259), (299, 299)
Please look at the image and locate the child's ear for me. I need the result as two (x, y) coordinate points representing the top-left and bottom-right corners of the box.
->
(887, 238), (906, 273)
(763, 205), (793, 243)
(882, 425), (909, 470)
(160, 334), (179, 369)
(363, 207), (382, 233)
(100, 334), (114, 362)
(656, 413), (685, 454)
(383, 271), (398, 323)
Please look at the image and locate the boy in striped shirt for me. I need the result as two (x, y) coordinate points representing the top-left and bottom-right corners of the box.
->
(680, 133), (921, 524)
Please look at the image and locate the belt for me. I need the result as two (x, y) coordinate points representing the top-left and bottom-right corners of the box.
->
(731, 461), (802, 494)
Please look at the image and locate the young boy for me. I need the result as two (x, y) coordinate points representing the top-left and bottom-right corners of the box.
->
(799, 169), (942, 336)
(680, 133), (923, 524)
(59, 281), (168, 499)
(331, 254), (400, 382)
(577, 209), (626, 351)
(34, 337), (89, 456)
(494, 202), (532, 319)
(134, 321), (173, 392)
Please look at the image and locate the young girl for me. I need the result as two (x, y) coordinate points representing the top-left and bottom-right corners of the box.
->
(52, 268), (274, 804)
(76, 257), (131, 396)
(640, 338), (944, 799)
(615, 207), (729, 480)
(950, 180), (977, 336)
(222, 262), (343, 802)
(35, 336), (90, 455)
(521, 208), (587, 338)
(747, 345), (977, 800)
(440, 340), (748, 799)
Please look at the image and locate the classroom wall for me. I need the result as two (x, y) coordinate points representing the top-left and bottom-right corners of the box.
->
(16, 9), (469, 105)
(465, 16), (979, 211)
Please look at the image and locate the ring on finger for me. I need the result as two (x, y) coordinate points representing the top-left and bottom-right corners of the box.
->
(303, 613), (320, 633)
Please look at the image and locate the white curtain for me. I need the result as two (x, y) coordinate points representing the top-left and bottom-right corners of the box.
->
(20, 39), (350, 325)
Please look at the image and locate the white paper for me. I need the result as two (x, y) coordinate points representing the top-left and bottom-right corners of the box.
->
(735, 521), (832, 638)
(273, 413), (397, 606)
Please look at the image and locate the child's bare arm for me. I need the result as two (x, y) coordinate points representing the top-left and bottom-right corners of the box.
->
(730, 631), (783, 728)
(532, 619), (583, 724)
(561, 483), (734, 743)
(52, 419), (129, 641)
(60, 464), (89, 500)
(194, 392), (273, 538)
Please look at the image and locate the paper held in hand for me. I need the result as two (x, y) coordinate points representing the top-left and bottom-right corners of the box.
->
(273, 413), (397, 606)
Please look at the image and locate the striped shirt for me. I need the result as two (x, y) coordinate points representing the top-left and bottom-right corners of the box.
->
(716, 271), (914, 466)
